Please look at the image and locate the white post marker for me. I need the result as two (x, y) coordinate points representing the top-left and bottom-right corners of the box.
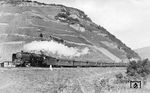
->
(49, 65), (53, 71)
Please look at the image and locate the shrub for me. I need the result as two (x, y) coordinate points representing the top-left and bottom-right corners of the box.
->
(55, 12), (79, 24)
(61, 9), (66, 12)
(61, 9), (70, 15)
(56, 13), (68, 19)
(83, 14), (92, 21)
(94, 78), (115, 92)
(126, 59), (150, 79)
(116, 73), (123, 79)
(115, 73), (130, 84)
(97, 25), (107, 31)
(67, 17), (79, 24)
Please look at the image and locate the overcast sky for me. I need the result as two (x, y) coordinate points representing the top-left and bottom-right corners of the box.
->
(35, 0), (150, 49)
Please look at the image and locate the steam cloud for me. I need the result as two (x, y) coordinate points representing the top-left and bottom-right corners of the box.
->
(23, 40), (89, 58)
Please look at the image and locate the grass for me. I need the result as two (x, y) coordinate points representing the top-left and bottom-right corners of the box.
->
(0, 67), (124, 93)
(0, 67), (150, 93)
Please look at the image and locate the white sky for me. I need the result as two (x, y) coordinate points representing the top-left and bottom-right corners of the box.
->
(34, 0), (150, 49)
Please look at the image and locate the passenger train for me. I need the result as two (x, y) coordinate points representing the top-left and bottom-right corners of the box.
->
(12, 51), (128, 67)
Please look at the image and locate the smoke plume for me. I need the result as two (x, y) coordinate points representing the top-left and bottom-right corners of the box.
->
(23, 40), (89, 58)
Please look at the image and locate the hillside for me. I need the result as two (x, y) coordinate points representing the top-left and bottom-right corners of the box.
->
(135, 46), (150, 59)
(0, 0), (140, 63)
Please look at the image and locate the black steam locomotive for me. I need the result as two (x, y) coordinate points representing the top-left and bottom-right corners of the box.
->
(12, 51), (128, 67)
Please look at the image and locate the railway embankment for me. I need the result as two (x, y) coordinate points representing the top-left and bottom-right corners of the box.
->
(0, 67), (126, 93)
(0, 67), (150, 93)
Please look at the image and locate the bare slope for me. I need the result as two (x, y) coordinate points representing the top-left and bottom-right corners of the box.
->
(0, 0), (140, 62)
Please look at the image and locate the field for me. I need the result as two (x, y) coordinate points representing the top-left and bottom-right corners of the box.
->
(0, 67), (149, 93)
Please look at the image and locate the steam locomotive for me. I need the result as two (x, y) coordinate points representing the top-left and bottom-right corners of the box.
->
(12, 51), (128, 67)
